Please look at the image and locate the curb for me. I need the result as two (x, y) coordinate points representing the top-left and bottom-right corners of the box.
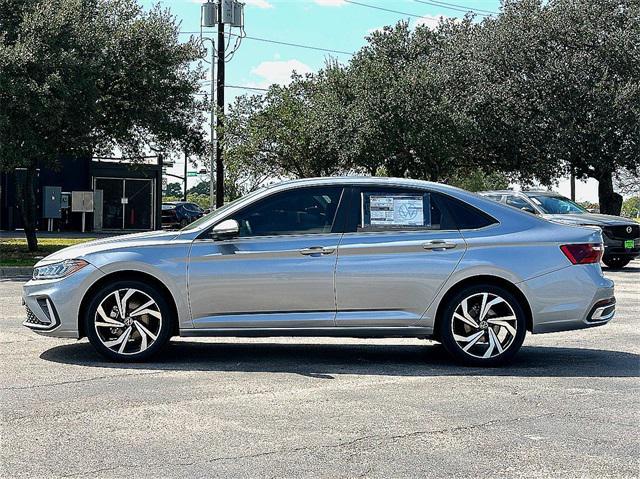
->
(0, 267), (33, 279)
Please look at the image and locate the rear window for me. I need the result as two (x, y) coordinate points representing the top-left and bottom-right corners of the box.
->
(434, 193), (498, 230)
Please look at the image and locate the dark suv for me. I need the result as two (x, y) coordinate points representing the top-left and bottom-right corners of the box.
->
(161, 201), (204, 229)
(480, 190), (640, 269)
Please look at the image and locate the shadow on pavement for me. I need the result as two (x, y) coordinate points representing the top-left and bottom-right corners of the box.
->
(602, 262), (640, 274)
(40, 341), (640, 378)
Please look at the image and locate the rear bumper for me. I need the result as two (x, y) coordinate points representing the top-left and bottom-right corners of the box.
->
(518, 264), (615, 334)
(603, 235), (640, 258)
(603, 247), (640, 259)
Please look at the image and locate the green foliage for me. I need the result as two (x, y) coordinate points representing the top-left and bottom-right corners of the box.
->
(0, 0), (207, 166)
(222, 0), (639, 215)
(187, 180), (210, 196)
(0, 0), (208, 249)
(447, 170), (510, 192)
(622, 197), (640, 218)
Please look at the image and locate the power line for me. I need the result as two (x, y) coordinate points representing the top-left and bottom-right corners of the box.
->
(180, 31), (353, 56)
(343, 0), (423, 18)
(228, 84), (269, 92)
(194, 84), (269, 94)
(413, 0), (496, 16)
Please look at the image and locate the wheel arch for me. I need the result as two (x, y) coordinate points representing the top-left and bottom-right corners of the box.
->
(433, 275), (533, 340)
(78, 270), (180, 339)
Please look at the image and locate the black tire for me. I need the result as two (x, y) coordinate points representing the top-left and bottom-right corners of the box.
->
(84, 280), (173, 362)
(439, 285), (527, 367)
(602, 256), (631, 269)
(180, 218), (190, 228)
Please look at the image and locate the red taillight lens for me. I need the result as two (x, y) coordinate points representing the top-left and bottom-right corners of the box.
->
(560, 243), (603, 264)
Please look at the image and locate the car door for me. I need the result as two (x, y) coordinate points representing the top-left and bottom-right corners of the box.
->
(334, 186), (467, 327)
(187, 186), (346, 329)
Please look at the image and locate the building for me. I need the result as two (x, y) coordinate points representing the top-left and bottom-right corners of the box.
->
(0, 157), (163, 232)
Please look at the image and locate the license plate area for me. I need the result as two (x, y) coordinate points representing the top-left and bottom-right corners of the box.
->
(624, 239), (634, 249)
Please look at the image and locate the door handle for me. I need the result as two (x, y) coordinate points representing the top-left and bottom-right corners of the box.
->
(422, 240), (457, 250)
(299, 246), (335, 256)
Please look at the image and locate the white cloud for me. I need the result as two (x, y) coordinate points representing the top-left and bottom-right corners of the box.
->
(313, 0), (346, 6)
(250, 59), (313, 87)
(244, 0), (274, 8)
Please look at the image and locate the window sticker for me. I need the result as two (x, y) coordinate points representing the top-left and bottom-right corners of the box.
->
(362, 193), (430, 228)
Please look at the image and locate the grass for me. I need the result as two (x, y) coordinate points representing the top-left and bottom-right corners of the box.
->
(0, 238), (95, 267)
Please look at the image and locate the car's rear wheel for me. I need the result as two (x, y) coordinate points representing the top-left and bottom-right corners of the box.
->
(602, 256), (631, 269)
(84, 280), (172, 361)
(439, 285), (526, 367)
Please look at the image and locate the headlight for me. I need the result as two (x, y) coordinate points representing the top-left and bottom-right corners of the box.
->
(32, 259), (89, 280)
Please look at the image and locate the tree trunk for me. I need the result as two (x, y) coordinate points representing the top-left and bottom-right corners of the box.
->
(17, 165), (38, 251)
(597, 170), (623, 216)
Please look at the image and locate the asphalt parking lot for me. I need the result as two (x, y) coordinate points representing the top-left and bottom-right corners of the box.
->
(1, 263), (639, 478)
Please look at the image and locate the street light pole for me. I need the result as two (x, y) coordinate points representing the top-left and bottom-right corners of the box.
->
(215, 1), (225, 208)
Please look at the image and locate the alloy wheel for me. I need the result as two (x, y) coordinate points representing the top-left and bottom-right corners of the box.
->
(450, 292), (518, 359)
(94, 288), (162, 356)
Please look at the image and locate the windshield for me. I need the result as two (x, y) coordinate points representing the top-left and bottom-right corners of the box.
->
(528, 195), (587, 214)
(179, 188), (266, 231)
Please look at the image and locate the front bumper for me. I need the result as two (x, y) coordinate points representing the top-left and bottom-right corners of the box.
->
(518, 264), (615, 334)
(22, 263), (104, 338)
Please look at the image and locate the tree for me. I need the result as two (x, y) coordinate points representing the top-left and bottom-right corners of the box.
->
(345, 22), (475, 181)
(447, 170), (510, 192)
(459, 0), (640, 215)
(621, 196), (640, 219)
(0, 0), (207, 250)
(187, 180), (210, 196)
(164, 182), (183, 198)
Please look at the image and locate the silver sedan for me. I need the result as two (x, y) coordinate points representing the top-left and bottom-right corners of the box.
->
(23, 177), (615, 366)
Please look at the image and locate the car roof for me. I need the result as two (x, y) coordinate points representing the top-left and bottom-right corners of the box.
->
(480, 189), (562, 197)
(264, 176), (458, 192)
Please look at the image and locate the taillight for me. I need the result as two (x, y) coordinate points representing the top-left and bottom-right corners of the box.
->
(560, 243), (603, 264)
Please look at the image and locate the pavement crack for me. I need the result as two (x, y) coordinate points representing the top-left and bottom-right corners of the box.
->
(58, 412), (556, 477)
(1, 371), (163, 391)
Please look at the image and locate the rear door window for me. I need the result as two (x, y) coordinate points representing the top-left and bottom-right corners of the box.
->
(348, 187), (455, 232)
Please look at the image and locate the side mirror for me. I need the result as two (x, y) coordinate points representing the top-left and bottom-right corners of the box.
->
(521, 206), (537, 214)
(211, 219), (239, 240)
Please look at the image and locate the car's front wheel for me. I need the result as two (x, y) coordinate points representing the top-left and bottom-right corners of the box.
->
(84, 280), (173, 361)
(602, 256), (631, 269)
(439, 285), (527, 367)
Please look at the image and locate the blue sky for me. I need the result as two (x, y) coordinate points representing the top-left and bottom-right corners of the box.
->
(141, 0), (502, 101)
(140, 0), (599, 202)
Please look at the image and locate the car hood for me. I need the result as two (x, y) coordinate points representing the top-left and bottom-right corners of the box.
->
(542, 213), (635, 227)
(36, 230), (180, 266)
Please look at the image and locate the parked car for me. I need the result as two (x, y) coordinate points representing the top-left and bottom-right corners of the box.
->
(161, 201), (204, 229)
(24, 178), (615, 366)
(480, 190), (640, 269)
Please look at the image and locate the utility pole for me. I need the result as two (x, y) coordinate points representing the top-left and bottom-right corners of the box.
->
(570, 167), (576, 201)
(215, 1), (225, 208)
(183, 151), (188, 202)
(201, 0), (244, 210)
